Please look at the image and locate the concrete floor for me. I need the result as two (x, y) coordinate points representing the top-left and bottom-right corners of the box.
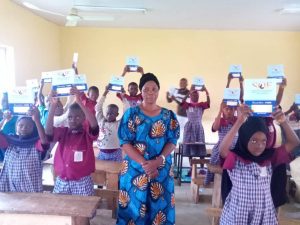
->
(90, 183), (300, 225)
(43, 164), (300, 225)
(90, 183), (213, 225)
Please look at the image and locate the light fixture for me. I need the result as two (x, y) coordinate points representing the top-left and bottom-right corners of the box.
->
(279, 7), (300, 14)
(74, 5), (148, 14)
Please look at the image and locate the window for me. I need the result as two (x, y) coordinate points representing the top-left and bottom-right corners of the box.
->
(0, 45), (15, 104)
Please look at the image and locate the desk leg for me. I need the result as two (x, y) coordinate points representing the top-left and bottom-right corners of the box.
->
(178, 145), (182, 186)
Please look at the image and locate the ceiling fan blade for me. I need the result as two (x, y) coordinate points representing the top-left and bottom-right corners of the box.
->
(23, 2), (65, 17)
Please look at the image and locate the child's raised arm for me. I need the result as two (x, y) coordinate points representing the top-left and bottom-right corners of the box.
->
(45, 91), (58, 136)
(71, 87), (98, 129)
(29, 106), (48, 145)
(276, 77), (286, 105)
(95, 85), (109, 122)
(284, 102), (297, 116)
(212, 102), (226, 132)
(239, 76), (244, 103)
(37, 79), (45, 107)
(220, 104), (252, 158)
(202, 85), (210, 106)
(273, 107), (300, 153)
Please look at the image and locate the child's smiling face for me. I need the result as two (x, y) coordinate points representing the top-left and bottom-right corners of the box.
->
(190, 90), (199, 103)
(247, 131), (267, 156)
(16, 118), (34, 138)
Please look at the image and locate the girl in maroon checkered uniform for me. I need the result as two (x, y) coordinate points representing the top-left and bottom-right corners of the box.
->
(219, 105), (300, 225)
(204, 101), (238, 186)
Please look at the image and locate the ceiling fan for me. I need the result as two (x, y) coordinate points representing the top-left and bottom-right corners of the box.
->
(23, 2), (126, 27)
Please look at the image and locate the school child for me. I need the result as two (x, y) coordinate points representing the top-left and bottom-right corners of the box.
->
(0, 92), (18, 135)
(166, 77), (190, 144)
(0, 106), (49, 192)
(80, 86), (99, 115)
(219, 105), (300, 225)
(204, 74), (244, 185)
(182, 86), (210, 157)
(204, 102), (238, 185)
(116, 65), (144, 112)
(95, 85), (122, 162)
(45, 87), (99, 196)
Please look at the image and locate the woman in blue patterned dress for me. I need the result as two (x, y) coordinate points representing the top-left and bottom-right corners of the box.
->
(117, 73), (180, 225)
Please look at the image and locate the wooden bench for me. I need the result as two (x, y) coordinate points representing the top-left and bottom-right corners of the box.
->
(190, 158), (210, 203)
(0, 192), (100, 225)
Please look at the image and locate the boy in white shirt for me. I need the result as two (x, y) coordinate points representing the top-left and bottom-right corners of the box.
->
(95, 85), (122, 162)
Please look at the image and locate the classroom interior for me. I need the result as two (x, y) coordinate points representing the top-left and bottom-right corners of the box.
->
(0, 0), (300, 224)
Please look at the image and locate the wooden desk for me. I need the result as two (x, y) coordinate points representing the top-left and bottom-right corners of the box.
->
(93, 160), (122, 189)
(92, 160), (122, 219)
(176, 142), (210, 186)
(206, 164), (223, 225)
(0, 192), (100, 225)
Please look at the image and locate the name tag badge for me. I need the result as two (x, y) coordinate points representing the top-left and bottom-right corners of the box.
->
(268, 125), (274, 133)
(189, 107), (194, 113)
(260, 166), (268, 177)
(74, 151), (83, 162)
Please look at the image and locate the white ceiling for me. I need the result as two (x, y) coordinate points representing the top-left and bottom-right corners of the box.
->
(11, 0), (300, 31)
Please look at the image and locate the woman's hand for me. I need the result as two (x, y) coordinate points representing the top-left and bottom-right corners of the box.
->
(142, 159), (161, 178)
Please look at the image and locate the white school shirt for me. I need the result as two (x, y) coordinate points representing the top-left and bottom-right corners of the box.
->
(95, 96), (120, 149)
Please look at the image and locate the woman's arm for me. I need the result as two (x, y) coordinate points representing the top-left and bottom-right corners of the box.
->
(142, 142), (176, 179)
(122, 143), (146, 165)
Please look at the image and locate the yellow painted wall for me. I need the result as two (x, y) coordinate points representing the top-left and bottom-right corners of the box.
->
(2, 0), (300, 142)
(0, 0), (60, 86)
(61, 28), (300, 141)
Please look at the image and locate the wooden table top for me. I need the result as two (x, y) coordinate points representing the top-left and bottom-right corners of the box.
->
(95, 160), (122, 174)
(0, 192), (100, 218)
(44, 158), (122, 174)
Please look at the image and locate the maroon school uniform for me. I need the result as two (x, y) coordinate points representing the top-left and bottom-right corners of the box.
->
(80, 93), (97, 115)
(50, 126), (99, 180)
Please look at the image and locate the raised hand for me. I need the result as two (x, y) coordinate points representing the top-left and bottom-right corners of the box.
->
(272, 107), (286, 124)
(70, 86), (81, 102)
(28, 106), (41, 123)
(237, 104), (252, 123)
